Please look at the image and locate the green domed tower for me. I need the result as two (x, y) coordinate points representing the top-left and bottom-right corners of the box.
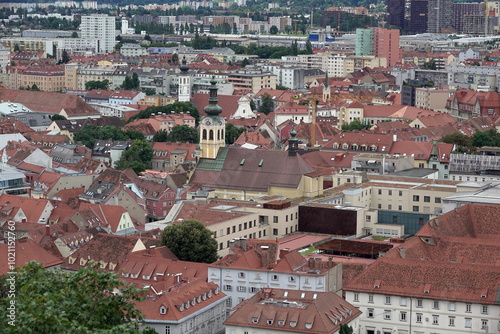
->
(199, 77), (226, 159)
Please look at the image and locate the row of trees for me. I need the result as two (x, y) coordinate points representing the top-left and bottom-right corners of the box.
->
(441, 129), (500, 153)
(230, 40), (313, 59)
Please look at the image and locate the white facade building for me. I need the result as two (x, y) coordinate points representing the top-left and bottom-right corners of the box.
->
(80, 14), (116, 54)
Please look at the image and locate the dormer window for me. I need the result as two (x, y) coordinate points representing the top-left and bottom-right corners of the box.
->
(159, 306), (167, 315)
(278, 320), (285, 326)
(252, 317), (259, 323)
(267, 319), (273, 325)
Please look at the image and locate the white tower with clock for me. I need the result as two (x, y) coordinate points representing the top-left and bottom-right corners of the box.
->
(178, 56), (192, 102)
(199, 77), (225, 159)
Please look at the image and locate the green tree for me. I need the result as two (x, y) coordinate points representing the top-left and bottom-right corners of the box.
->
(116, 139), (153, 173)
(122, 73), (140, 90)
(241, 58), (250, 67)
(168, 125), (198, 143)
(71, 31), (78, 38)
(341, 118), (369, 132)
(0, 262), (144, 334)
(13, 44), (20, 52)
(258, 93), (274, 115)
(440, 132), (473, 152)
(305, 39), (313, 54)
(127, 102), (200, 124)
(85, 79), (110, 90)
(74, 125), (144, 149)
(152, 129), (169, 142)
(249, 98), (256, 111)
(226, 123), (245, 144)
(339, 324), (354, 334)
(50, 114), (67, 121)
(161, 220), (218, 263)
(270, 25), (278, 34)
(472, 129), (500, 147)
(60, 49), (71, 64)
(30, 84), (41, 91)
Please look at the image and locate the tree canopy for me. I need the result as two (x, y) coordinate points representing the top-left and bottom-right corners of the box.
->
(258, 93), (274, 115)
(161, 220), (218, 263)
(339, 324), (354, 334)
(74, 125), (144, 149)
(116, 139), (153, 174)
(121, 73), (140, 90)
(341, 118), (370, 132)
(85, 80), (110, 91)
(127, 102), (200, 124)
(225, 123), (245, 144)
(0, 262), (144, 334)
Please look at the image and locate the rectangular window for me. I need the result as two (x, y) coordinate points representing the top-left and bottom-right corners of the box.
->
(433, 301), (439, 309)
(466, 304), (472, 312)
(273, 216), (278, 223)
(353, 293), (359, 302)
(368, 294), (374, 303)
(413, 195), (420, 201)
(238, 272), (245, 278)
(384, 310), (391, 320)
(398, 205), (402, 211)
(388, 204), (392, 210)
(388, 190), (392, 196)
(288, 276), (296, 283)
(232, 226), (235, 233)
(250, 287), (259, 293)
(448, 302), (455, 311)
(165, 325), (171, 334)
(465, 318), (472, 328)
(432, 315), (439, 325)
(272, 275), (278, 281)
(482, 305), (488, 314)
(400, 297), (407, 306)
(366, 215), (371, 222)
(400, 312), (407, 322)
(237, 286), (246, 292)
(367, 308), (374, 318)
(413, 206), (419, 212)
(378, 189), (382, 195)
(385, 296), (391, 305)
(435, 197), (441, 203)
(416, 299), (423, 307)
(224, 285), (232, 291)
(449, 316), (455, 326)
(416, 313), (422, 323)
(238, 224), (242, 231)
(482, 320), (488, 330)
(273, 228), (278, 236)
(424, 196), (430, 202)
(399, 190), (402, 196)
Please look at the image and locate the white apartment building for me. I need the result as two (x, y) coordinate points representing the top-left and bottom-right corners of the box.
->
(208, 239), (343, 310)
(344, 204), (500, 334)
(80, 14), (116, 54)
(0, 45), (10, 73)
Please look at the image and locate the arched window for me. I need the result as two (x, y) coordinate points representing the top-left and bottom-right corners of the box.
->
(202, 129), (207, 140)
(209, 129), (214, 140)
(217, 129), (220, 140)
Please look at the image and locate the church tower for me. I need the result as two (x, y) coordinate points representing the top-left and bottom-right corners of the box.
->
(322, 70), (331, 103)
(178, 56), (192, 102)
(199, 77), (226, 159)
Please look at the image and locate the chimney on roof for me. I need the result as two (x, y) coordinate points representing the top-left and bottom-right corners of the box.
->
(328, 257), (333, 268)
(315, 258), (322, 270)
(45, 224), (50, 237)
(309, 257), (315, 270)
(279, 248), (290, 260)
(400, 247), (405, 258)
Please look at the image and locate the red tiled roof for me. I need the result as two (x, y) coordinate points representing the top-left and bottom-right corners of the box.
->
(0, 88), (99, 116)
(0, 238), (62, 275)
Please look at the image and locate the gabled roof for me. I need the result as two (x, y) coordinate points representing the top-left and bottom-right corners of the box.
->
(0, 194), (52, 223)
(225, 289), (361, 333)
(345, 204), (500, 304)
(0, 89), (99, 116)
(0, 238), (63, 275)
(190, 147), (317, 192)
(191, 93), (240, 119)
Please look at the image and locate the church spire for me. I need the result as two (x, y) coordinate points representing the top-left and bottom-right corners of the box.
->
(204, 76), (223, 116)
